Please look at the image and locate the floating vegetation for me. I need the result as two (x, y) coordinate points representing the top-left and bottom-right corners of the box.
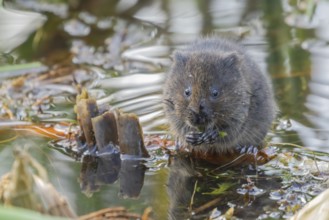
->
(165, 143), (329, 219)
(0, 63), (99, 122)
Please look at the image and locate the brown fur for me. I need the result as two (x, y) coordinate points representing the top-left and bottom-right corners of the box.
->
(163, 38), (276, 154)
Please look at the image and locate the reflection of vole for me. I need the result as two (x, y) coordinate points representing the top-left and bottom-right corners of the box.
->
(163, 38), (276, 154)
(167, 155), (199, 220)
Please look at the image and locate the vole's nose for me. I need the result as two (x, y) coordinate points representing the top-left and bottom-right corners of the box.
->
(189, 106), (207, 125)
(199, 103), (205, 111)
(190, 99), (206, 114)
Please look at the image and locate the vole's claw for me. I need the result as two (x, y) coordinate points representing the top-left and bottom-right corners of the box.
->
(237, 145), (259, 155)
(238, 146), (244, 154)
(186, 129), (218, 145)
(186, 129), (219, 145)
(201, 129), (218, 144)
(186, 132), (203, 145)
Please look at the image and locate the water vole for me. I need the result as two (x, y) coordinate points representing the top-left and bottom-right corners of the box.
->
(163, 38), (276, 154)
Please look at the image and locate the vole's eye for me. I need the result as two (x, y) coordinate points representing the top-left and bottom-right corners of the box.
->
(211, 89), (219, 98)
(184, 87), (191, 97)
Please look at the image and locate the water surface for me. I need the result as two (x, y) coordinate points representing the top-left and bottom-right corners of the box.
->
(1, 0), (329, 219)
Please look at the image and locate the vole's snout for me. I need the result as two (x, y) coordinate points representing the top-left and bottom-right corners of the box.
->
(188, 106), (208, 127)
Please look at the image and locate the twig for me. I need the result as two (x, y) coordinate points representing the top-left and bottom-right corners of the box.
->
(269, 142), (305, 149)
(193, 196), (222, 215)
(189, 180), (198, 212)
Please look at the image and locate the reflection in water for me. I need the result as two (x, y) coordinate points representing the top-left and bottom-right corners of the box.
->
(80, 145), (147, 199)
(302, 40), (329, 151)
(97, 72), (165, 132)
(14, 0), (68, 18)
(64, 19), (91, 37)
(97, 73), (165, 90)
(167, 155), (198, 220)
(0, 1), (46, 52)
(122, 46), (170, 66)
(266, 0), (329, 151)
(80, 147), (121, 197)
(263, 0), (323, 150)
(167, 155), (283, 219)
(119, 159), (147, 199)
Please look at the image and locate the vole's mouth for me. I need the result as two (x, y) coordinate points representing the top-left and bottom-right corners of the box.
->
(186, 112), (210, 130)
(195, 124), (206, 132)
(218, 124), (229, 130)
(185, 119), (211, 132)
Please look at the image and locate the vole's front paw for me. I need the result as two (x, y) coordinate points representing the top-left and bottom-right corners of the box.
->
(186, 129), (219, 145)
(200, 129), (218, 144)
(186, 131), (203, 145)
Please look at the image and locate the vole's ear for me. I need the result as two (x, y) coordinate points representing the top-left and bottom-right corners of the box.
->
(171, 51), (188, 65)
(222, 52), (241, 68)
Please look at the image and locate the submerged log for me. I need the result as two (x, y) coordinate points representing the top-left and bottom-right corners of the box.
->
(91, 111), (119, 150)
(115, 110), (150, 158)
(119, 160), (146, 199)
(74, 89), (150, 158)
(79, 108), (149, 199)
(76, 98), (99, 148)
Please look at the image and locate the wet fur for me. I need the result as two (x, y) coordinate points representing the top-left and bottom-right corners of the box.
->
(163, 38), (276, 154)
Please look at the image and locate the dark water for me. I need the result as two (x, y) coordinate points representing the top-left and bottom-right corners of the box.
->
(1, 0), (329, 219)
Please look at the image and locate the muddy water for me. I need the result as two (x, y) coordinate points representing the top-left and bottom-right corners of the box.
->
(1, 0), (329, 219)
